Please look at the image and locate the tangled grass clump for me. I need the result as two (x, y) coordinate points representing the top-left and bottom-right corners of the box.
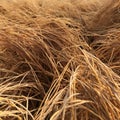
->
(0, 0), (120, 120)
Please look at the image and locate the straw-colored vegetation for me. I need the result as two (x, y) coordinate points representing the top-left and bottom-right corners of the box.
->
(0, 0), (120, 120)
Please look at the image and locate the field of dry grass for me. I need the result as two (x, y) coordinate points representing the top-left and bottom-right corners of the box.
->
(0, 0), (120, 120)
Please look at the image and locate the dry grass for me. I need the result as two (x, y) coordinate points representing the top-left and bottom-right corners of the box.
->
(0, 0), (120, 120)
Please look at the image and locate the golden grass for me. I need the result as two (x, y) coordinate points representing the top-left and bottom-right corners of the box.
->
(0, 0), (120, 120)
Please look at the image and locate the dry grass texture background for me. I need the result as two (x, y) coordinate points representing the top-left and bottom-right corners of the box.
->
(0, 0), (120, 120)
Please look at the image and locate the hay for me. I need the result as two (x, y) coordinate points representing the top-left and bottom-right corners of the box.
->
(0, 0), (120, 120)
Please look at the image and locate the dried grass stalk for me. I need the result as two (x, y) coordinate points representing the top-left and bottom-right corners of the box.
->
(0, 0), (120, 120)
